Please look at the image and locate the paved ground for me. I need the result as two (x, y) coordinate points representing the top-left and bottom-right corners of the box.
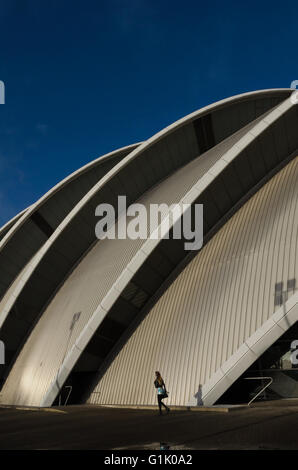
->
(0, 400), (298, 450)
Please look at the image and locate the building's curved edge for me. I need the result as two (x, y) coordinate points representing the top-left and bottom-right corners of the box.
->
(0, 142), (141, 250)
(56, 89), (291, 214)
(0, 206), (30, 238)
(2, 90), (285, 250)
(1, 89), (288, 332)
(0, 143), (140, 319)
(40, 92), (294, 407)
(193, 292), (298, 406)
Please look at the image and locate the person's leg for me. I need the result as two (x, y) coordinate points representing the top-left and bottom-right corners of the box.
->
(158, 395), (162, 415)
(161, 398), (170, 413)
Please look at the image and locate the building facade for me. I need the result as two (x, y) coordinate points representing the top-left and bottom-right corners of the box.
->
(0, 89), (297, 407)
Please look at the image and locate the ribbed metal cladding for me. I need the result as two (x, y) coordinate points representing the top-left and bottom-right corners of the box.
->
(88, 157), (298, 406)
(0, 134), (244, 406)
(0, 145), (137, 304)
(0, 90), (294, 407)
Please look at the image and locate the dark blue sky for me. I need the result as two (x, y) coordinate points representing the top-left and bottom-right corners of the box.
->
(0, 0), (296, 225)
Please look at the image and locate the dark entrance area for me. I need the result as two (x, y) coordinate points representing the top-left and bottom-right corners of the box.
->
(217, 321), (298, 405)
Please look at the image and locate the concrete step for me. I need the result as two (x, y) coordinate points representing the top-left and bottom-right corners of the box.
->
(95, 403), (247, 413)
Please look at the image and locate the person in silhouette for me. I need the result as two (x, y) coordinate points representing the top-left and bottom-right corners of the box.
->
(194, 384), (203, 406)
(154, 371), (170, 415)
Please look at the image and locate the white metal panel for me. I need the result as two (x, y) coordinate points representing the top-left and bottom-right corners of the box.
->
(1, 132), (244, 406)
(0, 144), (139, 302)
(87, 157), (298, 406)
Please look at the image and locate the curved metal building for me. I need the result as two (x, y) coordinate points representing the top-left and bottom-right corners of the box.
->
(0, 89), (297, 407)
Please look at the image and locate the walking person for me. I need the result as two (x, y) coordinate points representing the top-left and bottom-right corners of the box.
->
(154, 371), (170, 415)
